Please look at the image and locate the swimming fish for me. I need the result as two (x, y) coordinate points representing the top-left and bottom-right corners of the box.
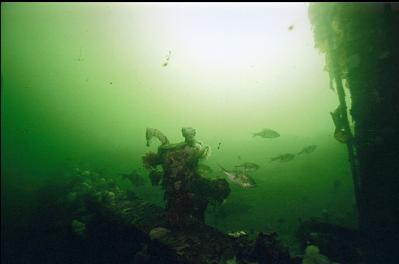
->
(253, 128), (280, 139)
(270, 153), (295, 162)
(227, 230), (247, 238)
(217, 142), (222, 150)
(218, 164), (256, 188)
(297, 145), (317, 155)
(235, 162), (260, 172)
(288, 24), (294, 31)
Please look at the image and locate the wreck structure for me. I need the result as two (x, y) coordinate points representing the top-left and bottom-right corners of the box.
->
(143, 127), (230, 227)
(309, 3), (399, 263)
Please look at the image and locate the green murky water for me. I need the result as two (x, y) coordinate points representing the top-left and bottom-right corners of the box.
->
(1, 2), (357, 261)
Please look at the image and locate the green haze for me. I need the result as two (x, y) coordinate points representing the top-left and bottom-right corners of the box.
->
(1, 3), (356, 252)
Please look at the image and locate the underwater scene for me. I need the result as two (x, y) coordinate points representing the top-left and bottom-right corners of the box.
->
(2, 3), (399, 264)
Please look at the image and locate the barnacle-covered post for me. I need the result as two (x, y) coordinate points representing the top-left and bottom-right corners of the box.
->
(143, 127), (230, 229)
(309, 3), (399, 263)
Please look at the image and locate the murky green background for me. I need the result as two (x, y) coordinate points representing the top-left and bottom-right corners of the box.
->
(1, 3), (356, 251)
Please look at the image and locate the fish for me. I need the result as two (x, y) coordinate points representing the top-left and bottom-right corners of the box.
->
(235, 162), (260, 172)
(120, 170), (145, 187)
(227, 230), (247, 238)
(270, 153), (295, 162)
(218, 164), (256, 188)
(253, 128), (280, 139)
(149, 227), (171, 240)
(288, 24), (294, 31)
(297, 145), (317, 155)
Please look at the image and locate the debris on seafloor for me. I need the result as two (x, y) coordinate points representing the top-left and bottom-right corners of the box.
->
(53, 164), (304, 264)
(270, 153), (296, 162)
(296, 219), (363, 264)
(253, 128), (280, 139)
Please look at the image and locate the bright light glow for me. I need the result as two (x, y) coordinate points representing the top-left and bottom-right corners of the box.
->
(2, 3), (335, 143)
(108, 3), (331, 135)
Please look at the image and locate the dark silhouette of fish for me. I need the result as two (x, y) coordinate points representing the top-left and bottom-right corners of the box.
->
(235, 162), (260, 172)
(297, 145), (317, 155)
(253, 128), (280, 139)
(270, 153), (295, 162)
